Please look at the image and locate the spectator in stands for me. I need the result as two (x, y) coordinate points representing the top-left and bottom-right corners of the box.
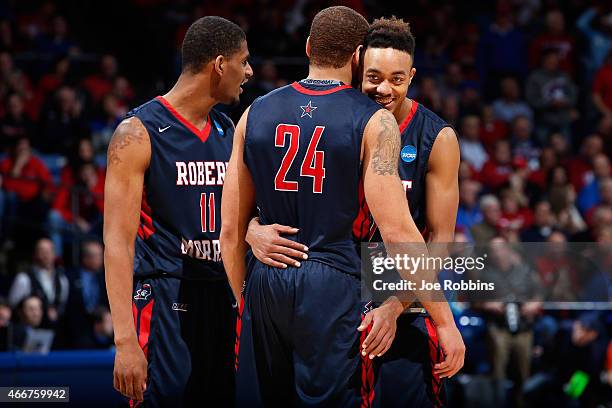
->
(440, 62), (463, 99)
(481, 139), (513, 190)
(90, 93), (127, 153)
(535, 231), (577, 301)
(547, 171), (587, 235)
(0, 136), (52, 241)
(527, 147), (558, 191)
(38, 56), (71, 97)
(12, 294), (46, 350)
(0, 93), (34, 151)
(585, 178), (612, 224)
(576, 7), (612, 82)
(492, 77), (533, 125)
(526, 48), (577, 143)
(528, 9), (575, 76)
(577, 154), (611, 215)
(477, 2), (527, 99)
(511, 115), (539, 166)
(520, 200), (555, 241)
(499, 188), (532, 232)
(66, 239), (105, 347)
(0, 296), (12, 351)
(417, 76), (442, 114)
(459, 115), (488, 172)
(480, 236), (542, 407)
(74, 305), (113, 349)
(8, 237), (69, 326)
(593, 51), (612, 120)
(547, 313), (609, 406)
(440, 94), (459, 128)
(35, 15), (79, 58)
(456, 179), (482, 232)
(569, 134), (604, 191)
(38, 85), (89, 154)
(471, 194), (501, 243)
(49, 162), (104, 256)
(479, 105), (508, 152)
(82, 54), (117, 104)
(60, 137), (104, 187)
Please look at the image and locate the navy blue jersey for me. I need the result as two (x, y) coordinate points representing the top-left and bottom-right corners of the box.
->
(354, 100), (450, 241)
(128, 96), (234, 280)
(244, 80), (381, 275)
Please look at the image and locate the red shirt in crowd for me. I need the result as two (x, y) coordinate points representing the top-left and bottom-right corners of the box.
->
(480, 120), (508, 153)
(480, 159), (513, 189)
(528, 33), (575, 76)
(500, 208), (534, 231)
(568, 157), (593, 192)
(52, 176), (104, 222)
(0, 155), (52, 201)
(593, 64), (612, 112)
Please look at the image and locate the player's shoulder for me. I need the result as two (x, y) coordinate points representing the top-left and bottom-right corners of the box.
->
(126, 97), (160, 118)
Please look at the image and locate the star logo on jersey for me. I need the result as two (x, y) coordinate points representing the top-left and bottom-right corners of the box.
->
(300, 100), (317, 118)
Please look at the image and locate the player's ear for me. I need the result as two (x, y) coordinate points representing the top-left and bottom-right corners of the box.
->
(305, 36), (311, 58)
(408, 67), (416, 86)
(354, 44), (363, 64)
(214, 55), (225, 76)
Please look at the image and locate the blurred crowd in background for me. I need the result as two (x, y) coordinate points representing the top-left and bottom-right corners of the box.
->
(0, 0), (611, 406)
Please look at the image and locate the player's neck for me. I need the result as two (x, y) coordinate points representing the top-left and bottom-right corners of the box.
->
(162, 73), (217, 128)
(394, 98), (413, 125)
(306, 65), (352, 85)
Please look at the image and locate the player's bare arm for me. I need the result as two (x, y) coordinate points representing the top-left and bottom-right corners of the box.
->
(425, 127), (460, 243)
(103, 117), (150, 401)
(245, 217), (308, 268)
(220, 107), (256, 301)
(357, 108), (422, 359)
(361, 109), (465, 375)
(424, 126), (465, 377)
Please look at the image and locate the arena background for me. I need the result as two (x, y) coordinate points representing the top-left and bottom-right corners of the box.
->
(0, 0), (611, 406)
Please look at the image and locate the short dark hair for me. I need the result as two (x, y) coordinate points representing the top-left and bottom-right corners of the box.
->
(309, 6), (369, 68)
(363, 16), (415, 56)
(181, 16), (246, 73)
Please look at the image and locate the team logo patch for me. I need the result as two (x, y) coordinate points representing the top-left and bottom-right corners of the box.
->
(134, 284), (152, 300)
(300, 100), (317, 118)
(401, 144), (417, 163)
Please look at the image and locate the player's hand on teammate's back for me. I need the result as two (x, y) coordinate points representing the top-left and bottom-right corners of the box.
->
(246, 217), (309, 268)
(358, 297), (404, 359)
(113, 339), (148, 401)
(433, 323), (466, 378)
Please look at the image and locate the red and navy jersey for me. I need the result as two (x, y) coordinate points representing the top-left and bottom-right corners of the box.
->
(128, 96), (234, 280)
(244, 80), (381, 276)
(353, 100), (450, 241)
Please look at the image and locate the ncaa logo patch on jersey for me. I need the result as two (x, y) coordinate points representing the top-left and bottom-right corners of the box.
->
(134, 284), (152, 300)
(401, 145), (417, 163)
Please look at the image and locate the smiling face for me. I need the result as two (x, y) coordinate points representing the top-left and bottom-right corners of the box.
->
(217, 40), (253, 105)
(361, 47), (415, 115)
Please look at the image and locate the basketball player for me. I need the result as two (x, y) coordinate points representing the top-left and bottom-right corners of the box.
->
(220, 6), (463, 407)
(246, 17), (462, 407)
(104, 17), (252, 407)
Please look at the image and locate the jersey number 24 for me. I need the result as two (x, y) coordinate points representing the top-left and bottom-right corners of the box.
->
(274, 124), (326, 194)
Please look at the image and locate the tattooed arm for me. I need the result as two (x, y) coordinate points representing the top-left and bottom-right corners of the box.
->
(361, 108), (423, 244)
(360, 110), (465, 377)
(103, 117), (150, 401)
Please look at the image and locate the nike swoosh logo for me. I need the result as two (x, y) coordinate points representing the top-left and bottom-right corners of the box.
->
(158, 125), (171, 133)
